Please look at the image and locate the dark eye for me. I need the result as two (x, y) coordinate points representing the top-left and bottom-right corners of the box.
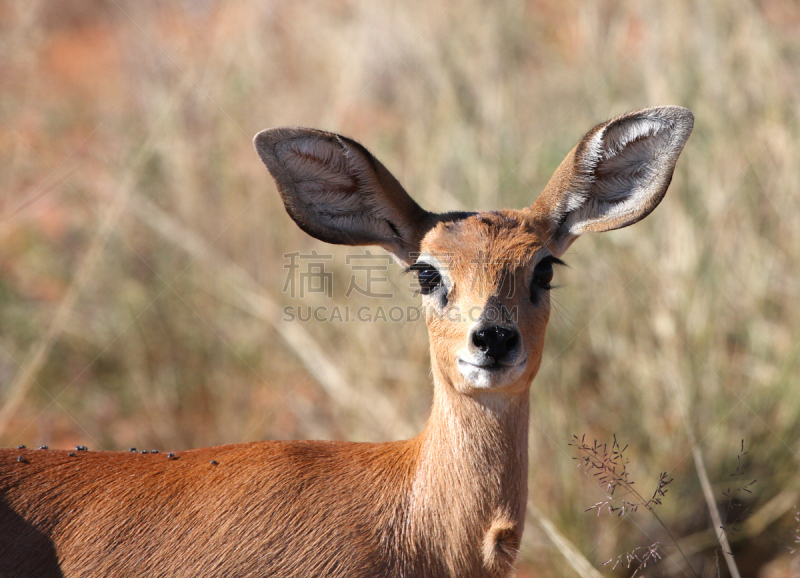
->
(412, 263), (442, 295)
(532, 256), (564, 290)
(533, 259), (553, 288)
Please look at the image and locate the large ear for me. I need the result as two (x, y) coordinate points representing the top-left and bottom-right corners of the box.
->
(528, 106), (694, 256)
(254, 127), (437, 266)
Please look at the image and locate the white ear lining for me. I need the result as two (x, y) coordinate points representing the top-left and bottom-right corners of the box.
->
(588, 116), (673, 197)
(602, 116), (670, 158)
(563, 113), (685, 237)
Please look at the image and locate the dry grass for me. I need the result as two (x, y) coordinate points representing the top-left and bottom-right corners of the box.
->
(1, 0), (799, 574)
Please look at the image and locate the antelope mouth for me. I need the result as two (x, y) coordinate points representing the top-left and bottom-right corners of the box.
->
(457, 356), (528, 388)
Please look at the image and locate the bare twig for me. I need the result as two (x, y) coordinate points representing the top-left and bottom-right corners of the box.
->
(669, 376), (741, 578)
(672, 487), (799, 559)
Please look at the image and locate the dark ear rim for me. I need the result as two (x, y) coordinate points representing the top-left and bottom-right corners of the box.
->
(254, 127), (440, 266)
(254, 127), (357, 247)
(528, 105), (694, 255)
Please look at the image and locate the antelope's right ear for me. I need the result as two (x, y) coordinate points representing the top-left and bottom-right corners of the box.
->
(528, 106), (694, 256)
(254, 128), (437, 267)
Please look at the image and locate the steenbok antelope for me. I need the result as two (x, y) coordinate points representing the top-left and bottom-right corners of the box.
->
(0, 106), (692, 577)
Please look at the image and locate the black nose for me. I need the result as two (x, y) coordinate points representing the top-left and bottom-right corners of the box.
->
(471, 326), (520, 362)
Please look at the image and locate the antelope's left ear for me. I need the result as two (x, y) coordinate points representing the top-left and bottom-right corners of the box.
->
(528, 106), (694, 256)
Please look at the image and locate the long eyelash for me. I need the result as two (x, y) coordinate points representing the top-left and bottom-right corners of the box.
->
(546, 256), (569, 268)
(406, 262), (435, 275)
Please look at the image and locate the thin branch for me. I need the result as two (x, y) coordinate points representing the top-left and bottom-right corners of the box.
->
(128, 193), (415, 439)
(527, 501), (604, 578)
(0, 186), (130, 439)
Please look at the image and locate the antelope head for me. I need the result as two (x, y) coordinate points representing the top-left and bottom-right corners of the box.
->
(255, 107), (693, 403)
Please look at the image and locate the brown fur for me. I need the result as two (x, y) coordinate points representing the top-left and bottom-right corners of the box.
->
(0, 107), (692, 577)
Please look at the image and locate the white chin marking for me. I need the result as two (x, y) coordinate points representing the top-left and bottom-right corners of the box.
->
(457, 359), (526, 389)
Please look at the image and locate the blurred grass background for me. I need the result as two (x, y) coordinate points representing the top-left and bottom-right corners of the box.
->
(1, 0), (799, 575)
